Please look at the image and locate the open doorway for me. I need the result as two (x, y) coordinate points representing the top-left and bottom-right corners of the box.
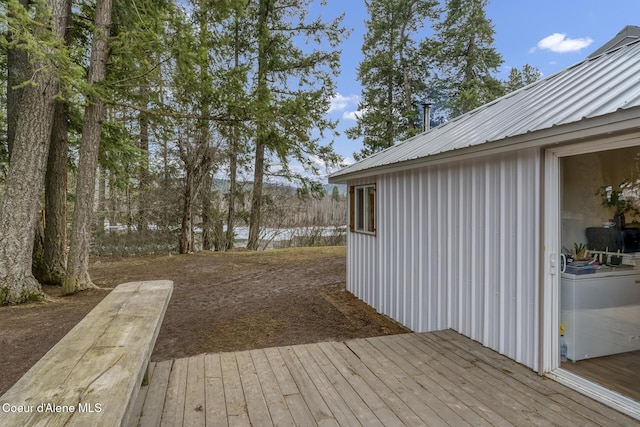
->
(559, 146), (640, 401)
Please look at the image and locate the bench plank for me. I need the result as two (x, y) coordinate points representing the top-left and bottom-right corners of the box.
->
(0, 280), (173, 427)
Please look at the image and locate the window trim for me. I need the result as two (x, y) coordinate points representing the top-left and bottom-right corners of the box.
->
(349, 184), (376, 235)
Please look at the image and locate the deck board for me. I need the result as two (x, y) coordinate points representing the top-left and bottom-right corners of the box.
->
(236, 351), (272, 427)
(138, 360), (172, 427)
(408, 333), (534, 425)
(435, 330), (636, 426)
(203, 353), (227, 427)
(292, 344), (361, 426)
(134, 330), (639, 426)
(387, 334), (509, 427)
(250, 349), (296, 427)
(328, 340), (425, 425)
(184, 354), (206, 427)
(346, 338), (450, 426)
(278, 346), (335, 424)
(414, 332), (556, 426)
(367, 336), (485, 426)
(428, 331), (601, 427)
(160, 357), (188, 427)
(220, 353), (250, 425)
(128, 362), (155, 427)
(317, 341), (401, 426)
(305, 343), (379, 426)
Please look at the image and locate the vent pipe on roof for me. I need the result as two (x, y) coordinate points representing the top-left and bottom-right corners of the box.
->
(422, 103), (432, 132)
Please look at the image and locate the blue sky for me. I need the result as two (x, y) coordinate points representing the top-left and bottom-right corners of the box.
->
(314, 0), (640, 174)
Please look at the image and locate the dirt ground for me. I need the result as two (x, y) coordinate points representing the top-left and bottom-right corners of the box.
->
(0, 246), (409, 395)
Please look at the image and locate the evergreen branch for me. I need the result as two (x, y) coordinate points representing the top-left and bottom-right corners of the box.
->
(106, 99), (250, 122)
(108, 56), (169, 87)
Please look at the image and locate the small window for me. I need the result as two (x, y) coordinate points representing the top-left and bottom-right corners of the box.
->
(350, 184), (376, 234)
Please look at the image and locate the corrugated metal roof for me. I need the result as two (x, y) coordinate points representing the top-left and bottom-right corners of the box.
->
(331, 38), (640, 180)
(588, 25), (640, 58)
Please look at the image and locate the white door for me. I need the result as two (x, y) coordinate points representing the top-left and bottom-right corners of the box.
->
(541, 135), (640, 419)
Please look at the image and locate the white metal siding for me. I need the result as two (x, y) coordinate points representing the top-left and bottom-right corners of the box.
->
(346, 148), (541, 370)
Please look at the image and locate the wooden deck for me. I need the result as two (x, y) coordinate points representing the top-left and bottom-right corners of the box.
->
(131, 330), (638, 426)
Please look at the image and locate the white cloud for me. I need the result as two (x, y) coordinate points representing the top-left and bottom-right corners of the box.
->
(341, 157), (355, 166)
(329, 93), (359, 113)
(534, 33), (593, 53)
(308, 154), (326, 168)
(343, 106), (368, 121)
(324, 157), (355, 176)
(342, 110), (359, 121)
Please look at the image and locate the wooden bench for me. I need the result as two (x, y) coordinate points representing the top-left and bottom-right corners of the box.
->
(0, 280), (173, 426)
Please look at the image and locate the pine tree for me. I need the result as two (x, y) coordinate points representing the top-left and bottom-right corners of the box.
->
(222, 6), (252, 250)
(166, 0), (226, 254)
(430, 0), (504, 116)
(504, 64), (542, 93)
(0, 0), (68, 304)
(347, 0), (439, 160)
(106, 0), (176, 235)
(246, 0), (346, 250)
(331, 185), (340, 203)
(35, 0), (73, 286)
(64, 0), (114, 294)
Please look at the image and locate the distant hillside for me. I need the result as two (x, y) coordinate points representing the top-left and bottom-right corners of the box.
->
(213, 179), (346, 196)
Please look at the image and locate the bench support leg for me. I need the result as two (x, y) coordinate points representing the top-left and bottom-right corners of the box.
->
(142, 364), (150, 386)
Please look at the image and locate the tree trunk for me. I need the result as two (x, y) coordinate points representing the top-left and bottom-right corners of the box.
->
(187, 4), (214, 252)
(126, 181), (134, 231)
(179, 171), (194, 253)
(214, 219), (224, 251)
(31, 210), (46, 282)
(64, 0), (113, 294)
(0, 0), (67, 304)
(36, 0), (73, 285)
(137, 86), (150, 233)
(108, 171), (119, 230)
(162, 139), (171, 231)
(248, 141), (265, 250)
(35, 100), (70, 284)
(399, 18), (414, 131)
(247, 0), (271, 251)
(6, 0), (31, 161)
(96, 167), (106, 233)
(386, 74), (394, 147)
(179, 139), (213, 253)
(201, 170), (213, 251)
(225, 138), (237, 250)
(225, 16), (241, 251)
